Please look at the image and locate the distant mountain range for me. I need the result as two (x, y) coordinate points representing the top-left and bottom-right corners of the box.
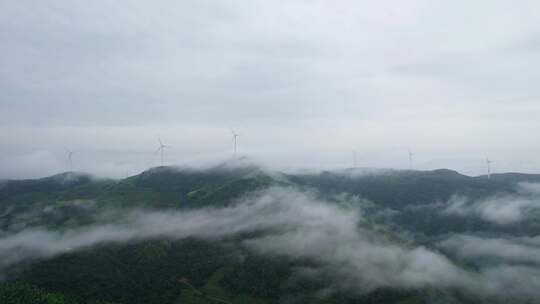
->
(1, 162), (540, 304)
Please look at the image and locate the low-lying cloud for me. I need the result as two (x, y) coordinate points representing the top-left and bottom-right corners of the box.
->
(439, 234), (540, 265)
(442, 183), (540, 225)
(438, 233), (540, 300)
(0, 186), (538, 300)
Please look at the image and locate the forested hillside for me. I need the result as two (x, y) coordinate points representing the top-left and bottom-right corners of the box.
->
(1, 163), (540, 303)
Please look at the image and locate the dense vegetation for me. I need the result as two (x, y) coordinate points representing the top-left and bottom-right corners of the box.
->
(1, 163), (539, 303)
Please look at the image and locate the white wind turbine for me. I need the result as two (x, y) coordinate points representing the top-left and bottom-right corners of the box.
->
(156, 138), (171, 166)
(408, 149), (414, 170)
(231, 129), (239, 155)
(486, 157), (493, 179)
(65, 148), (75, 172)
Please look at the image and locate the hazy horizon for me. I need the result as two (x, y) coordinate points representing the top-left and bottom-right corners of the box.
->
(0, 155), (534, 181)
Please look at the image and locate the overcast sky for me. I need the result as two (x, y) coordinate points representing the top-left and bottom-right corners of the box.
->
(1, 0), (540, 178)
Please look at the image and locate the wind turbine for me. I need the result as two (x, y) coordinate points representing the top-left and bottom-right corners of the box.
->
(231, 129), (239, 155)
(65, 148), (74, 172)
(156, 138), (171, 166)
(408, 149), (413, 170)
(486, 157), (493, 179)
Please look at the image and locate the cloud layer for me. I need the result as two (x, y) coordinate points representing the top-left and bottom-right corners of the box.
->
(439, 234), (540, 265)
(438, 233), (540, 300)
(2, 186), (540, 300)
(2, 1), (540, 177)
(442, 182), (540, 225)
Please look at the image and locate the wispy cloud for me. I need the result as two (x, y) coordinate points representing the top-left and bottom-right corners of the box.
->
(442, 183), (540, 225)
(2, 186), (540, 300)
(438, 233), (540, 299)
(0, 187), (472, 294)
(439, 234), (540, 265)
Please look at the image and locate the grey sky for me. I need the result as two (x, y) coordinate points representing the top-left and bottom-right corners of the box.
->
(1, 0), (540, 178)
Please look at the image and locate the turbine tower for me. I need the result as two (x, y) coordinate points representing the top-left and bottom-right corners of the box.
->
(156, 138), (170, 166)
(231, 129), (239, 155)
(65, 148), (74, 172)
(486, 157), (493, 179)
(408, 149), (413, 170)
